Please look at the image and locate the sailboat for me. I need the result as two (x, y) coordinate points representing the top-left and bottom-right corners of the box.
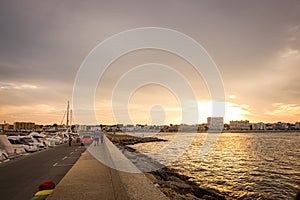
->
(63, 101), (80, 142)
(59, 101), (72, 134)
(55, 101), (72, 142)
(66, 100), (70, 134)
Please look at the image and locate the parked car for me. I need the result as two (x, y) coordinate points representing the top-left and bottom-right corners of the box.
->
(81, 135), (93, 146)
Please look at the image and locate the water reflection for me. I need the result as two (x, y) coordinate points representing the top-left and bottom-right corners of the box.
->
(130, 132), (300, 199)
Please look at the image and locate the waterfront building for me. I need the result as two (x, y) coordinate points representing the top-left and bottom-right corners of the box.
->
(147, 125), (160, 132)
(272, 122), (288, 130)
(251, 122), (266, 130)
(77, 125), (87, 132)
(135, 125), (142, 132)
(124, 125), (135, 132)
(34, 124), (43, 132)
(207, 117), (224, 131)
(197, 123), (207, 132)
(0, 124), (5, 132)
(13, 122), (35, 131)
(1, 123), (14, 131)
(287, 123), (296, 130)
(265, 123), (273, 130)
(178, 124), (198, 132)
(88, 125), (101, 131)
(141, 125), (150, 132)
(0, 124), (6, 131)
(295, 122), (300, 130)
(116, 124), (124, 128)
(229, 120), (250, 130)
(42, 125), (56, 132)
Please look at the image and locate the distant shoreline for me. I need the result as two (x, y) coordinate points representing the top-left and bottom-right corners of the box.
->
(125, 130), (300, 133)
(1, 130), (300, 136)
(221, 130), (300, 133)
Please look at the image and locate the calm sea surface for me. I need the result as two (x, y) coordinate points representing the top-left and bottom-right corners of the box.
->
(130, 132), (300, 199)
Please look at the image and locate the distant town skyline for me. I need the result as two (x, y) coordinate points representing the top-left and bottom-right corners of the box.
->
(2, 117), (300, 127)
(0, 1), (300, 125)
(1, 119), (300, 133)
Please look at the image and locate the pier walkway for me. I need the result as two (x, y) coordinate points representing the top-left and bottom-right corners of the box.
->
(47, 137), (168, 200)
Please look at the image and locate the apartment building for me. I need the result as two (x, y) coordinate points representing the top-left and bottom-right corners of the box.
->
(13, 122), (35, 131)
(229, 120), (250, 130)
(207, 117), (224, 131)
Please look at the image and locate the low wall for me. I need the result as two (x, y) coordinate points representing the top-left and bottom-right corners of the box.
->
(103, 136), (168, 200)
(0, 135), (26, 157)
(0, 135), (14, 155)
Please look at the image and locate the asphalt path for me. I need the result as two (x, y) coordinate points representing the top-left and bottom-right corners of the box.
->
(0, 142), (86, 200)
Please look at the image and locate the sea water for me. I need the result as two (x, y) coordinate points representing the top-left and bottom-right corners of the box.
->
(130, 132), (300, 199)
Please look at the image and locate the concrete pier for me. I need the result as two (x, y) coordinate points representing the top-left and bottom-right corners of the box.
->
(47, 137), (168, 200)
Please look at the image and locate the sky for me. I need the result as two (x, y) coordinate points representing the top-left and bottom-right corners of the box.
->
(0, 0), (300, 125)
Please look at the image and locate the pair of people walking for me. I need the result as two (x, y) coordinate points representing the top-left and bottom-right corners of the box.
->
(93, 129), (104, 146)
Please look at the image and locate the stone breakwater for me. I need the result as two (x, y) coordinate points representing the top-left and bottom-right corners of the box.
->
(108, 134), (167, 145)
(107, 134), (225, 200)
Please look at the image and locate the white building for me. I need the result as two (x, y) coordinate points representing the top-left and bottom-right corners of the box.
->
(295, 122), (300, 129)
(178, 124), (198, 132)
(251, 122), (266, 130)
(230, 120), (250, 130)
(13, 122), (35, 131)
(207, 117), (224, 132)
(272, 122), (288, 130)
(89, 126), (101, 131)
(77, 125), (87, 132)
(121, 125), (135, 132)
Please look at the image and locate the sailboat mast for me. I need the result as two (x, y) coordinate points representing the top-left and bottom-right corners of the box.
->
(70, 109), (73, 131)
(66, 101), (69, 132)
(70, 109), (73, 127)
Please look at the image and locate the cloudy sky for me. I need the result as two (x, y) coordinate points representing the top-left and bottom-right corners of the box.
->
(0, 0), (300, 125)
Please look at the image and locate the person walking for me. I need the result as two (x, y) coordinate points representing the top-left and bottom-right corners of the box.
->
(68, 136), (72, 146)
(100, 129), (104, 144)
(93, 129), (100, 146)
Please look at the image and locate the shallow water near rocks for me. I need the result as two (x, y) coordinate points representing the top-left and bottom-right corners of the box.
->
(129, 132), (300, 199)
